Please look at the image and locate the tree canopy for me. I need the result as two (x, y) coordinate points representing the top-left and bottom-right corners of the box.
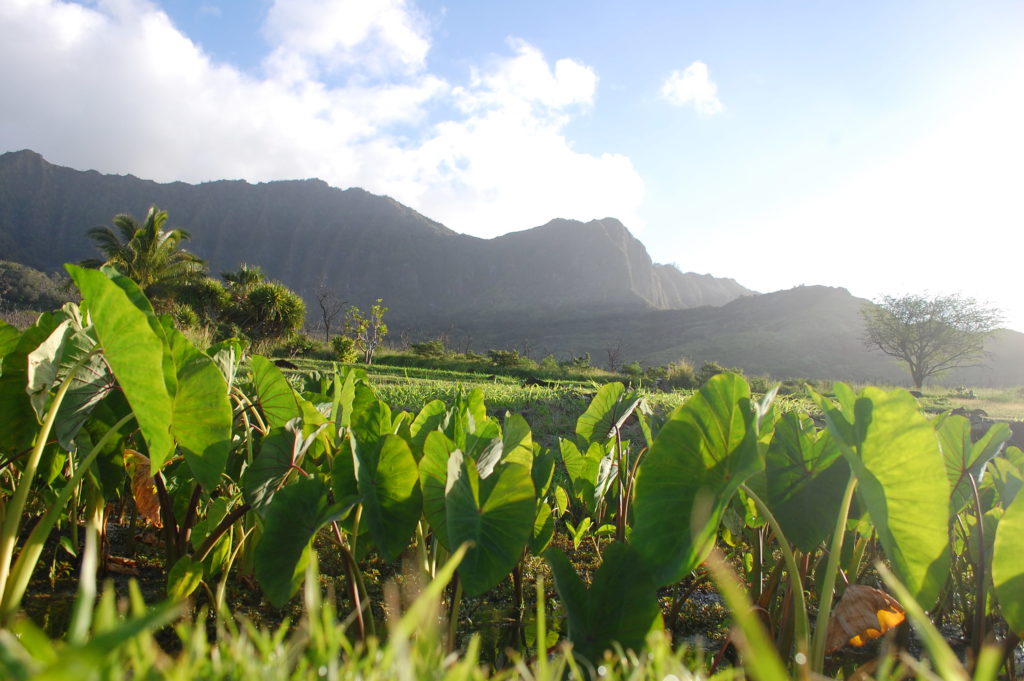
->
(84, 205), (205, 305)
(85, 211), (304, 346)
(861, 293), (1002, 388)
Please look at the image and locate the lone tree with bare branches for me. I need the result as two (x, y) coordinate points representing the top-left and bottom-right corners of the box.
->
(861, 293), (1002, 388)
(314, 281), (347, 342)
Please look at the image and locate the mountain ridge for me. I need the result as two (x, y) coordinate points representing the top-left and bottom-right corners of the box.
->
(0, 149), (751, 322)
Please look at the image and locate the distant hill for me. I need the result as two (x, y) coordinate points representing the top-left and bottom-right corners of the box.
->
(409, 284), (1024, 387)
(0, 150), (751, 324)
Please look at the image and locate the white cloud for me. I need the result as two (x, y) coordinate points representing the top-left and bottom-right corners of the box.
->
(263, 0), (431, 79)
(455, 39), (597, 118)
(0, 0), (645, 238)
(660, 61), (723, 116)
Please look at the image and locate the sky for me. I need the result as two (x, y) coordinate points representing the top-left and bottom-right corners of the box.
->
(2, 0), (1023, 330)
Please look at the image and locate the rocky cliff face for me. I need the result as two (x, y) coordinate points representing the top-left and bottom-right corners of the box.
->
(0, 150), (751, 323)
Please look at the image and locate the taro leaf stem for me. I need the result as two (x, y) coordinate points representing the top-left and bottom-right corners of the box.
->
(0, 412), (134, 620)
(741, 484), (811, 681)
(194, 502), (252, 563)
(810, 473), (858, 673)
(448, 573), (464, 652)
(968, 473), (988, 659)
(0, 367), (78, 600)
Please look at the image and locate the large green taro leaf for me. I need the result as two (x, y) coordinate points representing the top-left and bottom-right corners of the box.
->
(545, 542), (662, 664)
(52, 337), (112, 452)
(250, 356), (301, 429)
(0, 321), (19, 361)
(442, 388), (490, 451)
(761, 412), (849, 553)
(991, 447), (1024, 507)
(530, 501), (554, 555)
(993, 489), (1024, 636)
(254, 477), (353, 607)
(25, 319), (73, 419)
(407, 399), (446, 461)
(816, 385), (951, 606)
(531, 444), (555, 498)
(630, 372), (760, 586)
(936, 414), (1010, 515)
(69, 266), (176, 469)
(499, 413), (533, 470)
(0, 316), (64, 453)
(163, 324), (232, 490)
(559, 438), (615, 513)
(574, 382), (642, 447)
(354, 433), (422, 562)
(349, 388), (392, 452)
(330, 367), (359, 431)
(18, 307), (113, 452)
(419, 430), (456, 549)
(242, 428), (294, 514)
(445, 450), (535, 597)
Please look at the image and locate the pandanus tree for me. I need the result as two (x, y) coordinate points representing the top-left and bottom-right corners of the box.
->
(222, 264), (266, 302)
(83, 206), (205, 307)
(220, 264), (305, 345)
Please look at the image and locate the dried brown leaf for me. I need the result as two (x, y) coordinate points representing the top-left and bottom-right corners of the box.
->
(826, 584), (905, 652)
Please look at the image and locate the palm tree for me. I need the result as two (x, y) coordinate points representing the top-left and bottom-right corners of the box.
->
(221, 263), (266, 303)
(84, 206), (205, 304)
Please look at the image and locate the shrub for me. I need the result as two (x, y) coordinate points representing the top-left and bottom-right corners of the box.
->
(488, 349), (525, 368)
(410, 339), (447, 359)
(696, 360), (734, 386)
(538, 354), (560, 372)
(171, 303), (200, 330)
(747, 375), (776, 394)
(274, 332), (321, 358)
(622, 361), (644, 378)
(561, 352), (591, 369)
(665, 360), (697, 389)
(176, 276), (229, 325)
(332, 336), (359, 363)
(644, 365), (668, 381)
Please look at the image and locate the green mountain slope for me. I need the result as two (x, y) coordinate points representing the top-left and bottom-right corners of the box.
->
(0, 150), (750, 323)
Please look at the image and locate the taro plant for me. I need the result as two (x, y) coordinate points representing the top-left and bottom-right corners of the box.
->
(933, 413), (1011, 656)
(415, 389), (541, 644)
(556, 382), (645, 543)
(543, 373), (770, 667)
(597, 374), (985, 678)
(0, 264), (235, 622)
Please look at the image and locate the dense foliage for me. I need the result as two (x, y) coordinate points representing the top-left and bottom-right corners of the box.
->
(0, 269), (1022, 681)
(81, 211), (307, 348)
(0, 261), (73, 314)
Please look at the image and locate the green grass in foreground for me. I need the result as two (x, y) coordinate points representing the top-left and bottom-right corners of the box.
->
(3, 554), (717, 681)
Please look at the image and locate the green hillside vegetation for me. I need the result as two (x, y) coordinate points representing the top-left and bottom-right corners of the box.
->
(0, 260), (75, 312)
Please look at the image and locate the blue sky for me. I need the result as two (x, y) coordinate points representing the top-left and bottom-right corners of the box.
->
(2, 0), (1022, 330)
